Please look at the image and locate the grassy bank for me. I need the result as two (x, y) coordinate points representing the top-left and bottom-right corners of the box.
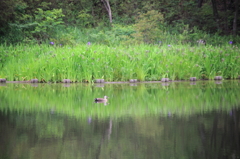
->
(0, 43), (239, 82)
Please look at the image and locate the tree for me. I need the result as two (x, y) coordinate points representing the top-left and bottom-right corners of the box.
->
(211, 0), (220, 30)
(222, 0), (229, 34)
(197, 0), (204, 8)
(233, 0), (239, 36)
(101, 0), (112, 23)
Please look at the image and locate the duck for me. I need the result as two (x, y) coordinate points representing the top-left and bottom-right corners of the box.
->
(95, 96), (108, 102)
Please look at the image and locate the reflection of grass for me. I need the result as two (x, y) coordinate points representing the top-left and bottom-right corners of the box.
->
(0, 81), (239, 119)
(0, 44), (239, 82)
(36, 114), (65, 138)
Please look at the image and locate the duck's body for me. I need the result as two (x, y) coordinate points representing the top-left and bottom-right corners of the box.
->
(95, 96), (108, 102)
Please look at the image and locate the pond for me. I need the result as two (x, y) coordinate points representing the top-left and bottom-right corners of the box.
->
(0, 81), (240, 159)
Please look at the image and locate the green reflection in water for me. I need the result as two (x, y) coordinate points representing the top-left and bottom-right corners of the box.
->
(1, 109), (239, 159)
(0, 81), (240, 159)
(0, 81), (240, 119)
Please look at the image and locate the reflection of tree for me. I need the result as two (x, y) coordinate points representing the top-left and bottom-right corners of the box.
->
(198, 109), (240, 158)
(134, 116), (164, 138)
(1, 109), (240, 159)
(223, 109), (240, 158)
(35, 114), (65, 139)
(95, 119), (112, 159)
(198, 119), (208, 158)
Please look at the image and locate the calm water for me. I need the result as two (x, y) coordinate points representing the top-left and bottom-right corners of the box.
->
(0, 81), (240, 159)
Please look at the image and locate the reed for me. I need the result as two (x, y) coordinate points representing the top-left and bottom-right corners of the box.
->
(0, 43), (239, 82)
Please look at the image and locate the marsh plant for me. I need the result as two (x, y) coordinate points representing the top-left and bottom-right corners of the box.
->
(0, 43), (239, 82)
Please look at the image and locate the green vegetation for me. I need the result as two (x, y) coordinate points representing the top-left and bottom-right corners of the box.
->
(0, 43), (239, 82)
(1, 1), (239, 157)
(0, 0), (240, 44)
(0, 0), (239, 82)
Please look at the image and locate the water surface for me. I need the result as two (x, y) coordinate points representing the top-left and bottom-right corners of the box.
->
(0, 81), (239, 158)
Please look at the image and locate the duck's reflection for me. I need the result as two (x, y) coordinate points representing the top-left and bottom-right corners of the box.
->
(94, 100), (108, 105)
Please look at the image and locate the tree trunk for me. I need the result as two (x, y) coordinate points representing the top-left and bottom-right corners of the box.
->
(198, 0), (203, 8)
(222, 0), (229, 34)
(233, 0), (239, 36)
(101, 0), (112, 23)
(211, 0), (220, 30)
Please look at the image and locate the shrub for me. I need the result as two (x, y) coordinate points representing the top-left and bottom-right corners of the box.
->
(31, 8), (65, 39)
(131, 10), (164, 44)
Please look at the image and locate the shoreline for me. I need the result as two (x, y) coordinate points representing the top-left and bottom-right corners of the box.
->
(1, 78), (239, 84)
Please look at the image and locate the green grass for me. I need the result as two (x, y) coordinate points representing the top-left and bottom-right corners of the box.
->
(0, 43), (239, 82)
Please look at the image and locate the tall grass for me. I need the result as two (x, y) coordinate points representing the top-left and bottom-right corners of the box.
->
(0, 43), (239, 82)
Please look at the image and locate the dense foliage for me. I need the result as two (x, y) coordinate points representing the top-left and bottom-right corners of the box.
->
(0, 0), (239, 44)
